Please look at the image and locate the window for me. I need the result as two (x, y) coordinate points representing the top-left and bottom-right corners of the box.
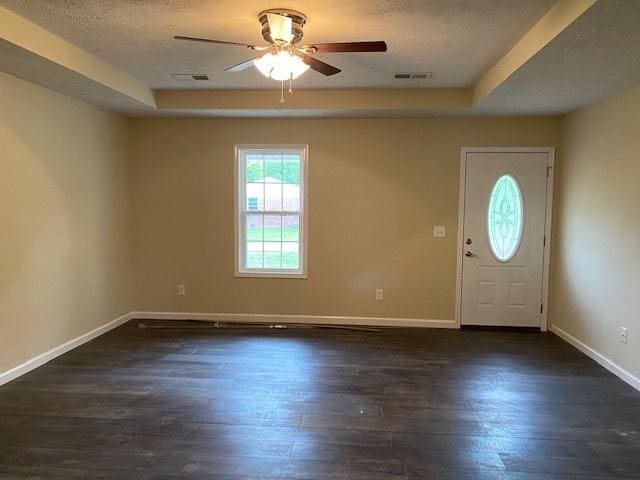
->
(487, 174), (524, 262)
(235, 145), (307, 277)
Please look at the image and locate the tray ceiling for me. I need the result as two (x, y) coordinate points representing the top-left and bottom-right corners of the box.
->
(1, 0), (640, 117)
(0, 0), (556, 89)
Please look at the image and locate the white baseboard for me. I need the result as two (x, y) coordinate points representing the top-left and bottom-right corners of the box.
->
(551, 324), (640, 392)
(131, 311), (458, 329)
(0, 310), (456, 386)
(0, 311), (134, 386)
(6, 313), (636, 393)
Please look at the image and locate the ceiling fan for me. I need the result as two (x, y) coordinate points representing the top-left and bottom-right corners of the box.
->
(175, 9), (387, 100)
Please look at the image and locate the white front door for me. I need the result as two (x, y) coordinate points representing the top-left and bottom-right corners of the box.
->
(460, 150), (551, 327)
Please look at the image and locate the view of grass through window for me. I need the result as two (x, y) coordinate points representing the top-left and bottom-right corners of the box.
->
(242, 152), (302, 270)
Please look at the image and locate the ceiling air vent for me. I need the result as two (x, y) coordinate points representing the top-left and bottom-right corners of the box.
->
(171, 74), (210, 81)
(394, 72), (433, 80)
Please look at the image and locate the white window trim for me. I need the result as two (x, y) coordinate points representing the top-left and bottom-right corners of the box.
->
(234, 144), (308, 279)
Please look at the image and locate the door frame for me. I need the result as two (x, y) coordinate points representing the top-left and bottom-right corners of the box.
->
(455, 147), (555, 331)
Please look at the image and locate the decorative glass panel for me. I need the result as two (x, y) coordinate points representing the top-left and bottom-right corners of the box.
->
(487, 174), (524, 262)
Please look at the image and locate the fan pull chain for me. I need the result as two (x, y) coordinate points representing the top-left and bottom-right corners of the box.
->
(289, 75), (293, 95)
(280, 80), (285, 104)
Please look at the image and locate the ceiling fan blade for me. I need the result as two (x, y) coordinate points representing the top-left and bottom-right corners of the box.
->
(300, 55), (341, 76)
(267, 13), (293, 43)
(303, 41), (387, 53)
(225, 58), (259, 72)
(174, 35), (264, 50)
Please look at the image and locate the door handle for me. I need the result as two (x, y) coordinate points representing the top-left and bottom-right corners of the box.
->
(465, 251), (478, 258)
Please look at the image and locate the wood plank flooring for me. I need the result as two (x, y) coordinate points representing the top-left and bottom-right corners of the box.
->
(0, 320), (639, 479)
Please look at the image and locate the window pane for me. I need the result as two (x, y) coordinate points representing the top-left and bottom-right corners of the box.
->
(246, 214), (264, 242)
(283, 155), (300, 185)
(282, 241), (299, 253)
(246, 183), (264, 210)
(264, 242), (282, 269)
(282, 183), (300, 211)
(246, 252), (263, 269)
(246, 156), (264, 183)
(264, 183), (283, 211)
(264, 215), (282, 241)
(282, 215), (299, 241)
(246, 241), (264, 269)
(265, 155), (283, 182)
(264, 242), (282, 253)
(247, 242), (264, 252)
(282, 241), (299, 269)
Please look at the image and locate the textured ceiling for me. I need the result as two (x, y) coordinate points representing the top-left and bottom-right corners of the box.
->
(475, 0), (640, 115)
(0, 0), (557, 89)
(2, 0), (640, 117)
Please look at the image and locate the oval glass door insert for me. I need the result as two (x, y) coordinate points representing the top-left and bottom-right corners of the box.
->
(487, 174), (524, 262)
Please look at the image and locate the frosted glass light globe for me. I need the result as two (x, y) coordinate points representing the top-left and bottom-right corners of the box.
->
(253, 53), (276, 78)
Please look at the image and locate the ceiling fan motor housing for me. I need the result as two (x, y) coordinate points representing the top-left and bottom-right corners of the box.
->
(258, 9), (307, 44)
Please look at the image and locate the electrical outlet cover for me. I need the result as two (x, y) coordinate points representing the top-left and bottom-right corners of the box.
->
(433, 226), (446, 237)
(619, 327), (628, 344)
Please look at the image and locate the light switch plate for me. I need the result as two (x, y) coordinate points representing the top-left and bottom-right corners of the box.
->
(433, 226), (446, 237)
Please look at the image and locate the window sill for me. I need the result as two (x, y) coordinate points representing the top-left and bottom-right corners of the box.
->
(235, 272), (308, 279)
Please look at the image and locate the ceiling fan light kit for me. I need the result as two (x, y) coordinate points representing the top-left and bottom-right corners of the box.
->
(175, 8), (387, 103)
(254, 49), (310, 81)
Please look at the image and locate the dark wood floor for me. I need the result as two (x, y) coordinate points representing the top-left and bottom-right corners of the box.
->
(0, 321), (639, 479)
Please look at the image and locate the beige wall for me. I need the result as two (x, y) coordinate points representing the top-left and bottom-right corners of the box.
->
(3, 63), (638, 384)
(550, 83), (640, 379)
(130, 117), (559, 321)
(0, 71), (133, 373)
